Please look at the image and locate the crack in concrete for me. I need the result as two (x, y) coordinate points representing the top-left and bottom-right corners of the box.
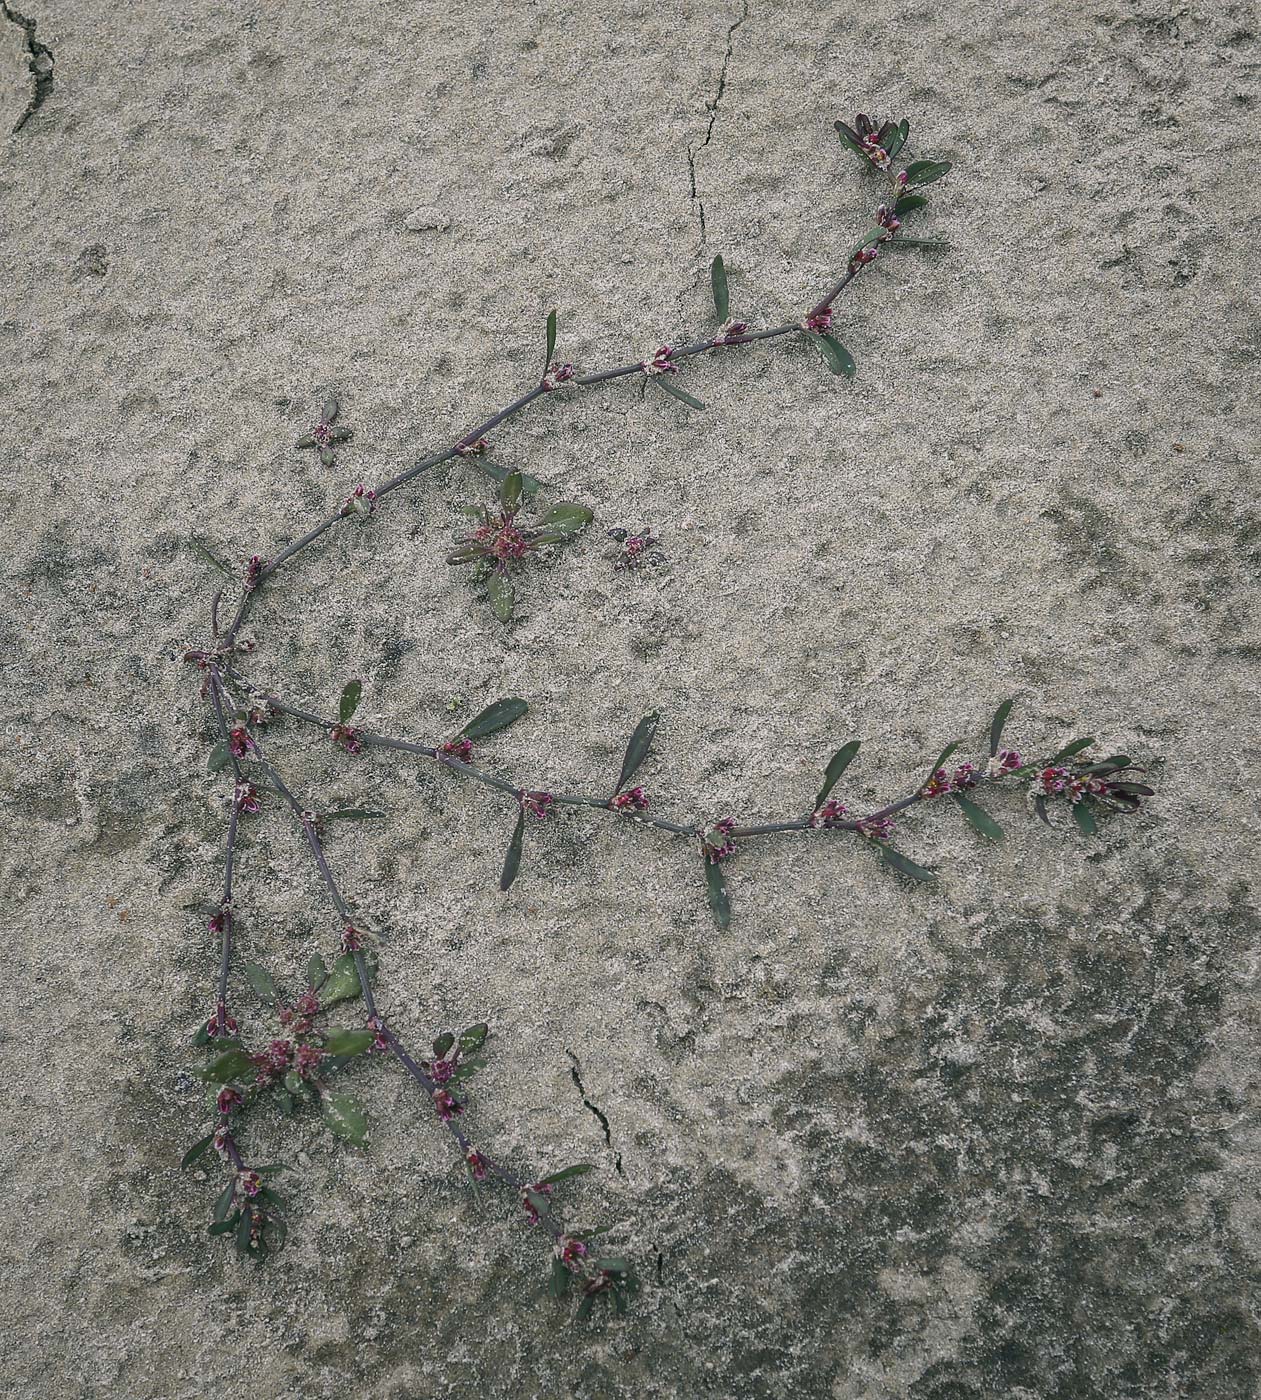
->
(686, 0), (748, 244)
(1, 0), (53, 134)
(566, 1050), (624, 1177)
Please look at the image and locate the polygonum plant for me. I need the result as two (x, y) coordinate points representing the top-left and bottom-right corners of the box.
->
(176, 113), (1155, 1320)
(446, 469), (593, 622)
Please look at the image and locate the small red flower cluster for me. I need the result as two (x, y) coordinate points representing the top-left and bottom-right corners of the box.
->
(610, 786), (649, 812)
(542, 362), (577, 391)
(330, 724), (364, 754)
(804, 307), (834, 333)
(857, 814), (895, 842)
(701, 817), (737, 863)
(521, 790), (555, 820)
(228, 726), (254, 758)
(922, 763), (979, 799)
(440, 737), (474, 762)
(641, 345), (676, 375)
(811, 797), (850, 828)
(341, 484), (377, 518)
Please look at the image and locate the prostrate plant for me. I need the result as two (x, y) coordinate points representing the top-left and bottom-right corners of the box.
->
(177, 114), (1155, 1318)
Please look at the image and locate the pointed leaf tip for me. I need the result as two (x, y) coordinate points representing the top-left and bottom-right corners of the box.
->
(500, 810), (526, 891)
(339, 679), (363, 723)
(616, 711), (660, 792)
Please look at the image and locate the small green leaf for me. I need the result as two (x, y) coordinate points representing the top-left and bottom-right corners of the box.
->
(181, 1134), (215, 1169)
(242, 962), (278, 1003)
(197, 1049), (253, 1083)
(704, 859), (730, 930)
(1033, 795), (1052, 827)
(905, 159), (952, 186)
(307, 953), (328, 991)
(811, 332), (856, 378)
(539, 1164), (594, 1186)
(324, 808), (386, 821)
(283, 1072), (305, 1095)
(616, 711), (659, 792)
(189, 536), (234, 578)
(235, 1207), (258, 1257)
(816, 740), (861, 810)
(459, 698), (529, 741)
(459, 1022), (489, 1053)
(593, 1257), (631, 1274)
(1048, 737), (1094, 763)
(544, 308), (558, 374)
(833, 121), (876, 168)
(886, 118), (908, 159)
(212, 1182), (236, 1223)
(473, 459), (544, 497)
(989, 698), (1015, 757)
(849, 228), (885, 260)
(500, 810), (526, 892)
(655, 377), (706, 411)
(432, 1031), (455, 1058)
(953, 794), (1004, 841)
(324, 1028), (376, 1057)
(885, 237), (951, 251)
(549, 1257), (570, 1299)
(500, 469), (524, 513)
(321, 952), (368, 1008)
(575, 1293), (597, 1321)
(339, 679), (362, 723)
(447, 546), (484, 564)
(208, 1214), (238, 1237)
(893, 193), (929, 219)
(877, 845), (937, 882)
(322, 396), (339, 422)
(487, 570), (515, 623)
(321, 1090), (368, 1146)
(1072, 801), (1098, 837)
(923, 743), (960, 791)
(711, 254), (729, 322)
(208, 742), (232, 774)
(538, 502), (593, 536)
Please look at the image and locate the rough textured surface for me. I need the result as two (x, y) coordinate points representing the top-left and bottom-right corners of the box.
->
(2, 1), (1259, 1396)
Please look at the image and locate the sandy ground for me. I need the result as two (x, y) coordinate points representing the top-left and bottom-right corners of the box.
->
(2, 1), (1259, 1396)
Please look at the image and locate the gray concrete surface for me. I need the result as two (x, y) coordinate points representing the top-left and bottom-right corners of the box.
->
(2, 1), (1259, 1396)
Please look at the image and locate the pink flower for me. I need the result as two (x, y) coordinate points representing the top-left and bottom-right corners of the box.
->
(876, 203), (902, 233)
(852, 245), (879, 267)
(521, 790), (554, 821)
(857, 814), (894, 841)
(234, 783), (261, 814)
(641, 345), (676, 375)
(811, 797), (850, 828)
(713, 318), (750, 347)
(341, 924), (364, 953)
(295, 1044), (324, 1076)
(466, 1149), (490, 1182)
(556, 1236), (589, 1269)
(455, 436), (488, 457)
(521, 1182), (553, 1222)
(217, 1086), (243, 1115)
(441, 737), (474, 762)
(951, 763), (978, 791)
(330, 724), (364, 755)
(432, 1088), (462, 1121)
(206, 1007), (238, 1039)
(610, 786), (649, 812)
(991, 749), (1022, 775)
(701, 817), (737, 863)
(228, 727), (254, 758)
(237, 1169), (262, 1197)
(208, 911), (227, 938)
(542, 362), (577, 391)
(804, 307), (833, 333)
(921, 769), (952, 799)
(367, 1016), (390, 1053)
(243, 555), (266, 590)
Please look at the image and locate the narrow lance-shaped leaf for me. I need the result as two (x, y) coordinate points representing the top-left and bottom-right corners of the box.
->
(544, 308), (557, 376)
(323, 808), (386, 821)
(1073, 802), (1098, 837)
(323, 1028), (376, 1057)
(922, 742), (960, 791)
(198, 1048), (253, 1083)
(812, 332), (856, 378)
(711, 254), (729, 323)
(339, 679), (362, 723)
(1047, 737), (1094, 763)
(616, 711), (659, 792)
(500, 469), (524, 514)
(833, 120), (876, 168)
(321, 1090), (368, 1146)
(989, 698), (1015, 757)
(487, 570), (514, 624)
(885, 237), (951, 252)
(704, 858), (730, 930)
(306, 953), (328, 991)
(904, 159), (952, 186)
(190, 536), (234, 577)
(538, 1164), (594, 1186)
(953, 794), (1004, 841)
(655, 377), (707, 411)
(549, 1258), (570, 1299)
(849, 228), (885, 259)
(500, 809), (526, 892)
(212, 1182), (236, 1224)
(474, 459), (544, 497)
(459, 697), (529, 740)
(242, 961), (278, 1003)
(538, 502), (594, 536)
(816, 739), (861, 810)
(877, 844), (937, 882)
(181, 1134), (215, 1169)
